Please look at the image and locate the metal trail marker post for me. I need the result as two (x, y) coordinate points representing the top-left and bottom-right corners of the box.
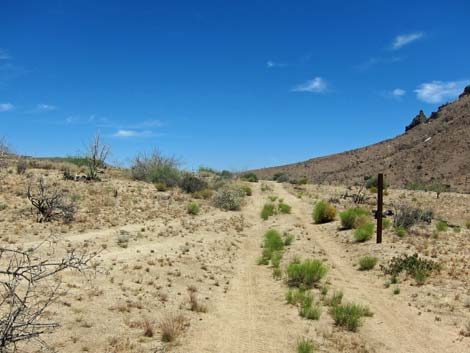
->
(376, 173), (383, 244)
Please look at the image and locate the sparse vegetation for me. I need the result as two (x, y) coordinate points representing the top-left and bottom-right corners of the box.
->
(259, 229), (284, 265)
(358, 256), (378, 271)
(436, 220), (448, 232)
(330, 303), (373, 331)
(187, 202), (200, 215)
(131, 151), (181, 187)
(354, 222), (374, 242)
(241, 172), (258, 182)
(287, 259), (328, 288)
(380, 253), (440, 285)
(339, 207), (369, 229)
(159, 313), (186, 342)
(393, 206), (433, 229)
(278, 202), (292, 214)
(261, 203), (276, 220)
(213, 186), (245, 210)
(179, 173), (208, 193)
(297, 337), (315, 353)
(312, 200), (336, 224)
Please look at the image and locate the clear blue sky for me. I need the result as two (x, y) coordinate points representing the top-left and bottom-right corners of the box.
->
(1, 0), (469, 171)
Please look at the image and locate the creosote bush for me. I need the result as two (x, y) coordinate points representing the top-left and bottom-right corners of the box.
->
(241, 172), (258, 182)
(380, 253), (440, 285)
(393, 206), (433, 229)
(330, 303), (373, 331)
(213, 186), (245, 211)
(358, 256), (378, 271)
(313, 201), (336, 224)
(339, 208), (369, 229)
(179, 173), (208, 193)
(354, 223), (374, 242)
(131, 151), (181, 187)
(287, 259), (328, 288)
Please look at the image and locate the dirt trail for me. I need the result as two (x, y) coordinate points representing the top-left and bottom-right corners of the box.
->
(272, 182), (467, 353)
(173, 184), (307, 353)
(174, 181), (468, 353)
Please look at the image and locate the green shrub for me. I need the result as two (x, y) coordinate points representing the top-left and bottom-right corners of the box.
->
(193, 188), (213, 199)
(260, 229), (284, 265)
(131, 152), (181, 187)
(261, 203), (276, 220)
(330, 303), (373, 331)
(239, 185), (252, 196)
(339, 208), (369, 229)
(354, 223), (374, 242)
(466, 220), (470, 229)
(187, 202), (200, 215)
(286, 289), (309, 305)
(273, 172), (289, 183)
(0, 203), (7, 211)
(299, 301), (321, 320)
(241, 172), (258, 182)
(179, 173), (208, 193)
(323, 290), (343, 307)
(436, 220), (448, 232)
(380, 253), (440, 285)
(297, 338), (315, 353)
(393, 287), (400, 295)
(312, 201), (336, 224)
(287, 259), (328, 287)
(213, 187), (244, 211)
(395, 226), (407, 237)
(358, 256), (378, 271)
(278, 203), (292, 214)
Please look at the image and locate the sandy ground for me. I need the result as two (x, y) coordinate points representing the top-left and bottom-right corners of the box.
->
(1, 166), (469, 352)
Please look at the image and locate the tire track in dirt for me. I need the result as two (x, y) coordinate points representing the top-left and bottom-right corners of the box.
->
(273, 182), (468, 353)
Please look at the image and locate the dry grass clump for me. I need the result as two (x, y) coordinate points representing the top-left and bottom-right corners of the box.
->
(188, 287), (207, 313)
(159, 313), (187, 342)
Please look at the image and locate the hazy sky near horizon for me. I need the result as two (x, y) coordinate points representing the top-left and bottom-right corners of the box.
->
(1, 0), (470, 170)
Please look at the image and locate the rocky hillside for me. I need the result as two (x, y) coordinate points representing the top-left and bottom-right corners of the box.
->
(250, 86), (470, 192)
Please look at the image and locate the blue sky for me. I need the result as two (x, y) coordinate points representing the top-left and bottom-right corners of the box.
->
(1, 0), (469, 171)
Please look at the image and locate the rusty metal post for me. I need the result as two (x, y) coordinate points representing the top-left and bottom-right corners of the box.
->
(377, 173), (383, 244)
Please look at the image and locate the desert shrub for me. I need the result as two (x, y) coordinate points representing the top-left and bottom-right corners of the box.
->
(330, 303), (373, 331)
(241, 172), (258, 182)
(358, 256), (378, 271)
(188, 290), (207, 313)
(0, 203), (7, 211)
(269, 196), (278, 202)
(278, 202), (292, 214)
(27, 177), (76, 223)
(260, 183), (271, 192)
(131, 151), (180, 187)
(117, 233), (130, 248)
(260, 229), (284, 264)
(297, 338), (316, 353)
(354, 223), (374, 242)
(436, 220), (448, 232)
(179, 173), (208, 193)
(16, 159), (28, 174)
(286, 289), (309, 305)
(187, 202), (200, 215)
(261, 203), (276, 220)
(287, 259), (328, 288)
(273, 172), (289, 183)
(466, 220), (470, 230)
(365, 175), (389, 190)
(312, 201), (336, 224)
(393, 206), (433, 229)
(339, 208), (369, 229)
(380, 253), (440, 285)
(193, 188), (213, 199)
(270, 250), (284, 268)
(213, 186), (244, 211)
(155, 182), (168, 192)
(239, 185), (252, 196)
(159, 314), (186, 342)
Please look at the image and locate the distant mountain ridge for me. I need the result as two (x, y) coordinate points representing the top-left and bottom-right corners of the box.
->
(249, 86), (470, 193)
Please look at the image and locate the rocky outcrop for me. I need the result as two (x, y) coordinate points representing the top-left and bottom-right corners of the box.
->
(405, 110), (428, 132)
(459, 85), (470, 99)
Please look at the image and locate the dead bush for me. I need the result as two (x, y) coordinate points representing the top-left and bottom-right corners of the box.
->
(159, 313), (186, 342)
(27, 177), (76, 223)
